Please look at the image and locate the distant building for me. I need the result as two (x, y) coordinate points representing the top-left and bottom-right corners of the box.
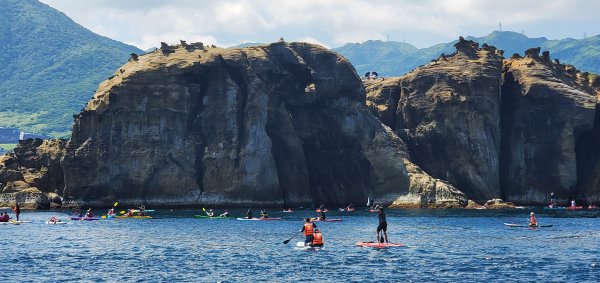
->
(0, 127), (20, 143)
(19, 132), (51, 140)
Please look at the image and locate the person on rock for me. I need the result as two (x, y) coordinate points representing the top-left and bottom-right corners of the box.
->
(529, 212), (538, 227)
(246, 209), (253, 219)
(260, 209), (269, 219)
(376, 206), (388, 243)
(310, 228), (324, 247)
(12, 203), (20, 221)
(300, 218), (317, 245)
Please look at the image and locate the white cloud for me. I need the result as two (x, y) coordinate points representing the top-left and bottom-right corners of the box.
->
(40, 0), (600, 49)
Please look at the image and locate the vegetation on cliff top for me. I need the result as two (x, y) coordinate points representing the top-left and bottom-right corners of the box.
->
(0, 0), (141, 138)
(334, 31), (600, 77)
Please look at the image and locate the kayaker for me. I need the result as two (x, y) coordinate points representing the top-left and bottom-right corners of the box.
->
(85, 208), (94, 218)
(246, 209), (253, 219)
(49, 216), (59, 223)
(0, 212), (9, 222)
(13, 202), (20, 221)
(376, 206), (388, 243)
(317, 209), (326, 220)
(549, 192), (556, 208)
(529, 212), (538, 227)
(137, 210), (146, 216)
(310, 228), (324, 247)
(346, 204), (354, 211)
(300, 218), (317, 245)
(260, 209), (269, 219)
(207, 209), (214, 217)
(319, 204), (326, 212)
(125, 209), (134, 217)
(107, 208), (115, 216)
(219, 210), (230, 217)
(570, 199), (576, 208)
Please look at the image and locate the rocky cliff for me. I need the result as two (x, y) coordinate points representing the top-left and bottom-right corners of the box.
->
(366, 39), (600, 205)
(0, 139), (65, 208)
(53, 41), (465, 208)
(366, 37), (504, 201)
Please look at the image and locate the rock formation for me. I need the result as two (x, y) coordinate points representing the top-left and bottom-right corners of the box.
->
(366, 38), (504, 201)
(55, 41), (465, 208)
(366, 39), (600, 205)
(0, 139), (65, 208)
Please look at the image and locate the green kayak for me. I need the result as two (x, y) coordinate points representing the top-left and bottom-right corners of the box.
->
(194, 215), (232, 219)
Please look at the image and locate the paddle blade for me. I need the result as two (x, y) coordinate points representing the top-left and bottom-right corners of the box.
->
(120, 211), (126, 214)
(101, 215), (106, 219)
(114, 202), (118, 207)
(202, 207), (206, 212)
(283, 239), (291, 244)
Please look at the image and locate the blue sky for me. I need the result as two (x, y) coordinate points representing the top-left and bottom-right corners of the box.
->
(40, 0), (600, 50)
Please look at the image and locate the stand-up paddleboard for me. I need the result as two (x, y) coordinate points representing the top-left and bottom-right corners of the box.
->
(46, 221), (67, 225)
(194, 215), (231, 219)
(115, 215), (152, 219)
(566, 206), (583, 210)
(295, 241), (322, 250)
(355, 241), (405, 248)
(503, 223), (553, 228)
(0, 220), (31, 225)
(311, 218), (342, 222)
(70, 216), (100, 221)
(339, 208), (355, 212)
(236, 217), (282, 221)
(281, 210), (294, 213)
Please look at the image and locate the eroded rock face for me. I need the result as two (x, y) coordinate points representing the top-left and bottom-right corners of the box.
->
(501, 53), (597, 204)
(0, 139), (66, 208)
(60, 42), (416, 207)
(366, 39), (504, 201)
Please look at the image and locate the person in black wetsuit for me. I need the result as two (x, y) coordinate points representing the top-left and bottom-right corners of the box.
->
(376, 206), (388, 243)
(246, 209), (253, 219)
(317, 209), (326, 220)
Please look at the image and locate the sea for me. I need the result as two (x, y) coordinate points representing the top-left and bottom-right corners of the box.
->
(0, 208), (599, 282)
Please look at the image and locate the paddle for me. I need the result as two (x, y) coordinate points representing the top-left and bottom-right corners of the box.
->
(283, 230), (301, 244)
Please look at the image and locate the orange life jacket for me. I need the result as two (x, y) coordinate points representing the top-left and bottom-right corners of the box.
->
(312, 232), (323, 245)
(530, 216), (537, 225)
(304, 223), (314, 236)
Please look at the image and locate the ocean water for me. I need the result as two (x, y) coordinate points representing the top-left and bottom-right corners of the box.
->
(1, 208), (599, 282)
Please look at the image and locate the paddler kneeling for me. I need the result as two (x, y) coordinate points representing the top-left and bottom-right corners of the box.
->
(125, 209), (134, 217)
(529, 212), (538, 227)
(310, 228), (324, 247)
(260, 209), (269, 219)
(300, 218), (317, 246)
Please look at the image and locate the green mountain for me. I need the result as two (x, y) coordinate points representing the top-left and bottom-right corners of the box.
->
(334, 31), (600, 77)
(0, 0), (141, 138)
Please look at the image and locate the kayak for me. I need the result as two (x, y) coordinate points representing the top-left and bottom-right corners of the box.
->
(115, 215), (153, 219)
(281, 210), (294, 213)
(71, 217), (100, 221)
(46, 221), (67, 225)
(315, 209), (329, 213)
(119, 209), (155, 214)
(339, 208), (355, 212)
(504, 223), (553, 228)
(566, 206), (583, 210)
(544, 206), (566, 210)
(236, 217), (282, 221)
(355, 241), (405, 248)
(311, 218), (342, 222)
(194, 215), (232, 219)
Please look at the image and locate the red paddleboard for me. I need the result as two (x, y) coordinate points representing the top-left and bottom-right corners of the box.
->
(355, 241), (405, 248)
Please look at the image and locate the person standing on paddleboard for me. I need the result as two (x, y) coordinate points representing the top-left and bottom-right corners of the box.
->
(13, 202), (20, 221)
(377, 205), (388, 243)
(301, 218), (317, 245)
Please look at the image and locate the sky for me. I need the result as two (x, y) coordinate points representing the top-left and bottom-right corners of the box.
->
(40, 0), (600, 50)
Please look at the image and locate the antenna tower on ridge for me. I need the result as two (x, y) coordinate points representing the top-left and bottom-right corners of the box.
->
(499, 22), (502, 32)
